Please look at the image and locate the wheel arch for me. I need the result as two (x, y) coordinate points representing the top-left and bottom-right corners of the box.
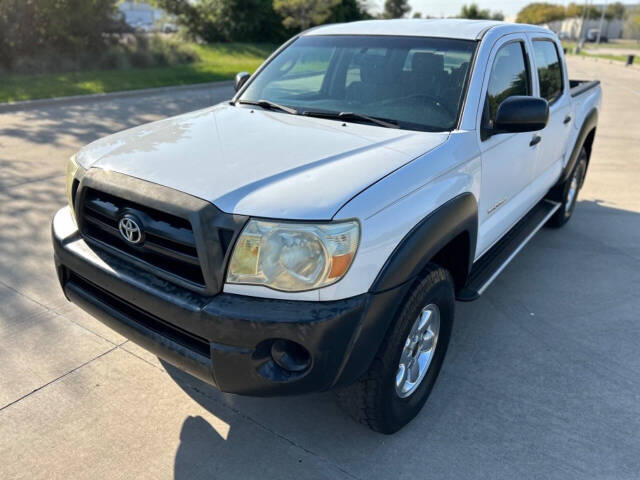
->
(370, 192), (478, 295)
(562, 108), (598, 184)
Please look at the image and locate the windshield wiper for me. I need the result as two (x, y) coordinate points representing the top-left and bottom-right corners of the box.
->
(237, 99), (299, 115)
(303, 110), (399, 129)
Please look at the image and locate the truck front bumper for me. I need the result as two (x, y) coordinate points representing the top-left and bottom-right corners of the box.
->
(52, 206), (408, 396)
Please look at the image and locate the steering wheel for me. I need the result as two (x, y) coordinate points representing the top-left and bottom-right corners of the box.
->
(394, 94), (456, 118)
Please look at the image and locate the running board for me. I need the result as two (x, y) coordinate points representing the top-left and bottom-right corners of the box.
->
(457, 199), (561, 302)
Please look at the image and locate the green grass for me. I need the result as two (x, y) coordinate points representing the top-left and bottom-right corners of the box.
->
(0, 43), (276, 103)
(578, 51), (631, 62)
(562, 41), (635, 63)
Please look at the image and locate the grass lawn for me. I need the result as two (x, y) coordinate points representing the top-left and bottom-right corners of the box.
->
(0, 43), (276, 103)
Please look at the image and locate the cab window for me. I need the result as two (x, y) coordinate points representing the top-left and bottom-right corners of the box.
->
(532, 40), (563, 104)
(484, 42), (531, 128)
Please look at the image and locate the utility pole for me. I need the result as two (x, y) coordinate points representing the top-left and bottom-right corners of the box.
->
(596, 0), (607, 44)
(578, 0), (588, 46)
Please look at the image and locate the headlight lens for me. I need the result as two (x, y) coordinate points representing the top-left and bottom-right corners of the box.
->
(66, 154), (79, 212)
(227, 220), (360, 292)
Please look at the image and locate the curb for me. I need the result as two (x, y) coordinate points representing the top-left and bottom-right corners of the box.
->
(0, 80), (234, 113)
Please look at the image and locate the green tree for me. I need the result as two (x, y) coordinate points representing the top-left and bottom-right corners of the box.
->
(153, 0), (286, 42)
(605, 2), (626, 20)
(516, 3), (566, 24)
(459, 3), (504, 20)
(566, 2), (599, 19)
(0, 0), (120, 71)
(273, 0), (341, 30)
(383, 0), (410, 19)
(412, 12), (422, 18)
(326, 0), (372, 23)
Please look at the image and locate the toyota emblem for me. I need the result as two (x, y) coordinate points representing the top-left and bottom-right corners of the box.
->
(118, 214), (144, 245)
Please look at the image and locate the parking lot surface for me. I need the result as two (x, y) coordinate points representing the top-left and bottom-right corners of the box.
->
(1, 58), (639, 479)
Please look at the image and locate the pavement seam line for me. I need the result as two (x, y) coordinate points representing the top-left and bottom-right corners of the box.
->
(0, 346), (117, 412)
(1, 173), (65, 191)
(0, 278), (119, 347)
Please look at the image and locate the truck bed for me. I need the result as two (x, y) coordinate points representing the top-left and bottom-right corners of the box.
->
(570, 79), (601, 97)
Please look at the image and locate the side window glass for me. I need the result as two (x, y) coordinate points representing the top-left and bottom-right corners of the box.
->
(532, 40), (563, 104)
(485, 42), (530, 126)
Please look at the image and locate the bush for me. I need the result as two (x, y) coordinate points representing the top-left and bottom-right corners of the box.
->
(0, 0), (122, 71)
(0, 33), (200, 75)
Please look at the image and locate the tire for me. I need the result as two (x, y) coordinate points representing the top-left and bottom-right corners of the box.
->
(334, 265), (455, 434)
(547, 147), (588, 228)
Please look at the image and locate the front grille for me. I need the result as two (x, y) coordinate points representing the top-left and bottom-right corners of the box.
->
(80, 188), (205, 286)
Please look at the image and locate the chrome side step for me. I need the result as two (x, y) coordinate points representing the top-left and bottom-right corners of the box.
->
(457, 199), (561, 302)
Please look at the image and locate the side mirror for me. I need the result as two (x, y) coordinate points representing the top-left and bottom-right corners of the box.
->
(234, 72), (250, 92)
(493, 96), (549, 134)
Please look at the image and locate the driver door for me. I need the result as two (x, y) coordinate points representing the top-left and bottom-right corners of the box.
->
(476, 34), (540, 257)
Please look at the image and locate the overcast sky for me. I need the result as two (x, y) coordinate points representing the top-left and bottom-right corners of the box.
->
(368, 0), (638, 19)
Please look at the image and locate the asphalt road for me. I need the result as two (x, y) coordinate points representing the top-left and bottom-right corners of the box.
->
(1, 58), (639, 480)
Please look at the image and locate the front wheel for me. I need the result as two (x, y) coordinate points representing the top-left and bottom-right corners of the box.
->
(547, 147), (588, 228)
(334, 265), (455, 434)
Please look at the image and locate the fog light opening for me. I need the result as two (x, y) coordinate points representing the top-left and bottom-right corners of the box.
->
(270, 339), (311, 373)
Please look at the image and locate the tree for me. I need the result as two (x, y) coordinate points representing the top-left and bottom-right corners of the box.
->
(383, 0), (410, 19)
(326, 0), (372, 23)
(0, 0), (120, 71)
(459, 3), (504, 20)
(412, 12), (422, 18)
(516, 3), (566, 24)
(153, 0), (286, 42)
(565, 2), (599, 20)
(605, 2), (627, 20)
(273, 0), (341, 30)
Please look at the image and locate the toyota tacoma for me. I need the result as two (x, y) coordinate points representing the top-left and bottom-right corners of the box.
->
(53, 19), (601, 433)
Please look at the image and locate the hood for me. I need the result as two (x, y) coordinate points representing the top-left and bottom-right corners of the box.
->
(77, 103), (448, 219)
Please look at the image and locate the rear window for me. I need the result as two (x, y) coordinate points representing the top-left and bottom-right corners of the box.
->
(532, 40), (563, 104)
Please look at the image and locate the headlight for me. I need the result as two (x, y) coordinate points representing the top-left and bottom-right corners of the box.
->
(227, 220), (360, 292)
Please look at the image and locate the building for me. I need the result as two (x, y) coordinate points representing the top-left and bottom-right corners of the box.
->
(117, 1), (166, 29)
(544, 17), (624, 40)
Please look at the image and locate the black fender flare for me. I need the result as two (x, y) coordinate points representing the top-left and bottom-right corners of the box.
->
(370, 192), (478, 293)
(560, 108), (598, 184)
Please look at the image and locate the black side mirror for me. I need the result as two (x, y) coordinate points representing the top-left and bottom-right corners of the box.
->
(234, 72), (250, 92)
(494, 96), (549, 133)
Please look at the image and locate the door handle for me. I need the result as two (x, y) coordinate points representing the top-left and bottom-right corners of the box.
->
(530, 135), (542, 147)
(563, 115), (572, 124)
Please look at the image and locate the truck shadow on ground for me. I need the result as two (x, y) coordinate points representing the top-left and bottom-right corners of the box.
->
(161, 199), (640, 479)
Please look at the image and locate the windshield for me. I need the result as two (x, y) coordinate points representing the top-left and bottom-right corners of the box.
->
(239, 35), (476, 132)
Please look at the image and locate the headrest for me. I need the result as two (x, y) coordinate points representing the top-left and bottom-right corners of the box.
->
(360, 55), (390, 85)
(412, 52), (444, 75)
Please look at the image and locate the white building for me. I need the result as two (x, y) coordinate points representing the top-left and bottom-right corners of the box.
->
(118, 1), (166, 29)
(543, 17), (625, 40)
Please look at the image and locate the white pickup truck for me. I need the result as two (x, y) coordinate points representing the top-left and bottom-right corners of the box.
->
(52, 19), (601, 433)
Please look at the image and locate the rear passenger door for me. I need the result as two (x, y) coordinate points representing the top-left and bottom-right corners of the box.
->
(476, 34), (539, 256)
(528, 34), (571, 184)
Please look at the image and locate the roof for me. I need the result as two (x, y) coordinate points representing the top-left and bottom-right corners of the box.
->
(304, 19), (547, 40)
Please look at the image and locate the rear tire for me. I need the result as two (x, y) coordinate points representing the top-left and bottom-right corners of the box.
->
(334, 265), (455, 434)
(547, 147), (588, 228)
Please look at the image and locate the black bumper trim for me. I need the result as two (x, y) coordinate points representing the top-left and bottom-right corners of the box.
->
(53, 207), (408, 396)
(65, 272), (215, 386)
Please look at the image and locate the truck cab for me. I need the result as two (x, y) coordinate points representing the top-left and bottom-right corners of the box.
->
(53, 19), (601, 433)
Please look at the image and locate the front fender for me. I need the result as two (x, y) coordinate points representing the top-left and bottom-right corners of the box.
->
(371, 193), (478, 293)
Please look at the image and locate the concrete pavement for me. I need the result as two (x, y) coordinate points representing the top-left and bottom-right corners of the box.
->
(1, 58), (639, 479)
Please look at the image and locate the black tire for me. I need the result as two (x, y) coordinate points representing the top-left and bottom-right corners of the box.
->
(547, 147), (588, 228)
(334, 265), (455, 434)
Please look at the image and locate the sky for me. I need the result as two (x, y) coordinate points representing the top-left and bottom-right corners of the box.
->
(368, 0), (639, 19)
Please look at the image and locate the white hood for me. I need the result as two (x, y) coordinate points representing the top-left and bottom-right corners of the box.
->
(77, 103), (448, 219)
